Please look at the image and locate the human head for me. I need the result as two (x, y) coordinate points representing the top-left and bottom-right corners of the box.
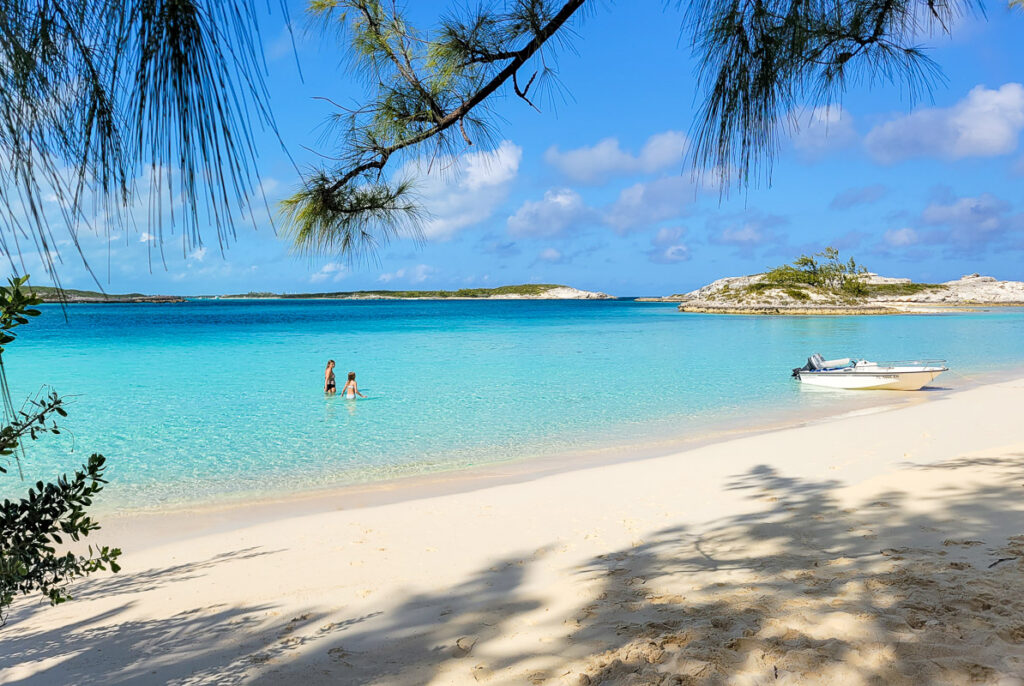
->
(327, 360), (335, 367)
(348, 371), (356, 381)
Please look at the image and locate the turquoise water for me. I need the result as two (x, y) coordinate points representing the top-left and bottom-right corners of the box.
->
(3, 300), (1024, 510)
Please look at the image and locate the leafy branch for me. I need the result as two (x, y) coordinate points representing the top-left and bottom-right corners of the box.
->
(684, 0), (984, 187)
(285, 0), (1005, 258)
(1, 453), (121, 625)
(0, 275), (120, 624)
(282, 0), (589, 259)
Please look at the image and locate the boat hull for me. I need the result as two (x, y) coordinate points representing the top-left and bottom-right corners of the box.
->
(797, 368), (946, 391)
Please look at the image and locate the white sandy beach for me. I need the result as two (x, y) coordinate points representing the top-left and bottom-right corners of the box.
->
(4, 378), (1024, 685)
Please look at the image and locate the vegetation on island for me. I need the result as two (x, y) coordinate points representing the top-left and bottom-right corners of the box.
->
(0, 277), (120, 623)
(26, 286), (142, 299)
(711, 248), (943, 304)
(222, 284), (571, 299)
(749, 248), (871, 298)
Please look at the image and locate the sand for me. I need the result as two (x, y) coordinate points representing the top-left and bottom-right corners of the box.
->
(3, 378), (1024, 685)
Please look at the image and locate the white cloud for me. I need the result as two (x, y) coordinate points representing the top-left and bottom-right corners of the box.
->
(401, 141), (522, 241)
(604, 175), (697, 233)
(790, 106), (857, 157)
(922, 193), (1008, 231)
(378, 264), (436, 284)
(508, 171), (708, 239)
(537, 247), (564, 263)
(410, 264), (437, 283)
(708, 211), (788, 256)
(544, 131), (688, 183)
(919, 192), (1020, 251)
(718, 224), (764, 244)
(310, 262), (347, 284)
(139, 232), (157, 243)
(187, 246), (208, 263)
(507, 189), (593, 238)
(883, 227), (920, 247)
(865, 83), (1024, 163)
(647, 227), (690, 264)
(875, 193), (1024, 255)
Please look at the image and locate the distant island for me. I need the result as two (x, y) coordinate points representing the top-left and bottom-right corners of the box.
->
(31, 283), (614, 303)
(202, 284), (614, 300)
(641, 249), (1024, 315)
(29, 286), (185, 304)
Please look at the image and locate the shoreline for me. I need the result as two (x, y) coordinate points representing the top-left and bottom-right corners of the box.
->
(94, 383), (936, 526)
(96, 391), (922, 548)
(88, 360), (1016, 532)
(4, 375), (1024, 683)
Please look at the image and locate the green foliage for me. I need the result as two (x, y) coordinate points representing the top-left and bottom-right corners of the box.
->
(783, 288), (810, 301)
(1, 454), (122, 623)
(285, 0), (588, 260)
(753, 248), (869, 298)
(280, 174), (421, 260)
(0, 275), (41, 356)
(864, 282), (943, 296)
(0, 275), (119, 623)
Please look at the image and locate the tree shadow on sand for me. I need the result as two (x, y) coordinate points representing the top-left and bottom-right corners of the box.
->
(4, 454), (1024, 685)
(0, 547), (376, 686)
(252, 452), (1024, 685)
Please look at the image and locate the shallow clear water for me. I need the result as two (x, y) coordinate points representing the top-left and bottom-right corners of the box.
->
(3, 300), (1024, 510)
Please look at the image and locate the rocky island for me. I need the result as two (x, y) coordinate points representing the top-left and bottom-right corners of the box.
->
(654, 249), (1024, 315)
(210, 284), (614, 300)
(30, 286), (185, 304)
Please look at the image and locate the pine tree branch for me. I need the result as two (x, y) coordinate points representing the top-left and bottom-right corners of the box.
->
(325, 0), (586, 195)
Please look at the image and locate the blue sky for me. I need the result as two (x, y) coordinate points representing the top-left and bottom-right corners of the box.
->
(29, 2), (1024, 296)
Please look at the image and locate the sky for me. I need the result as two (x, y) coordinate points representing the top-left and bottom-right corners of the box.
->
(23, 1), (1024, 297)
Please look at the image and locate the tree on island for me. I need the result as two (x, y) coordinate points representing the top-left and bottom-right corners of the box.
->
(761, 247), (870, 296)
(0, 0), (1019, 620)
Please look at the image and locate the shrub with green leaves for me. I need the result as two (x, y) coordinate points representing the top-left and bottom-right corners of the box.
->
(755, 248), (869, 298)
(0, 276), (120, 624)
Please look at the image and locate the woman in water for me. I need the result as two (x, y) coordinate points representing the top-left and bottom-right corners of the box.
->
(341, 371), (366, 399)
(324, 360), (336, 394)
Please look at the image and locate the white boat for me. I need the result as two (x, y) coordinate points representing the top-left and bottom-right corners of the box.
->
(791, 353), (948, 391)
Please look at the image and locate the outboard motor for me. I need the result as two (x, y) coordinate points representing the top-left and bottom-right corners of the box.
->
(792, 353), (825, 378)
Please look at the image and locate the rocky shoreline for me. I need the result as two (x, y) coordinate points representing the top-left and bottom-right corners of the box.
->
(661, 273), (1024, 315)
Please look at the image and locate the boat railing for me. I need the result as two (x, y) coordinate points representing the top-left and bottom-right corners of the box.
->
(864, 359), (948, 369)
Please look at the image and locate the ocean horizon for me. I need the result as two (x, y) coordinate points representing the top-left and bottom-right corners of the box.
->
(5, 299), (1024, 511)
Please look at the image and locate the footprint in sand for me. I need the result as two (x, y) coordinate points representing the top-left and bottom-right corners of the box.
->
(327, 646), (355, 666)
(278, 613), (313, 638)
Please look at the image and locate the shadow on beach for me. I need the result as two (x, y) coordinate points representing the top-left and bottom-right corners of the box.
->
(3, 454), (1024, 685)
